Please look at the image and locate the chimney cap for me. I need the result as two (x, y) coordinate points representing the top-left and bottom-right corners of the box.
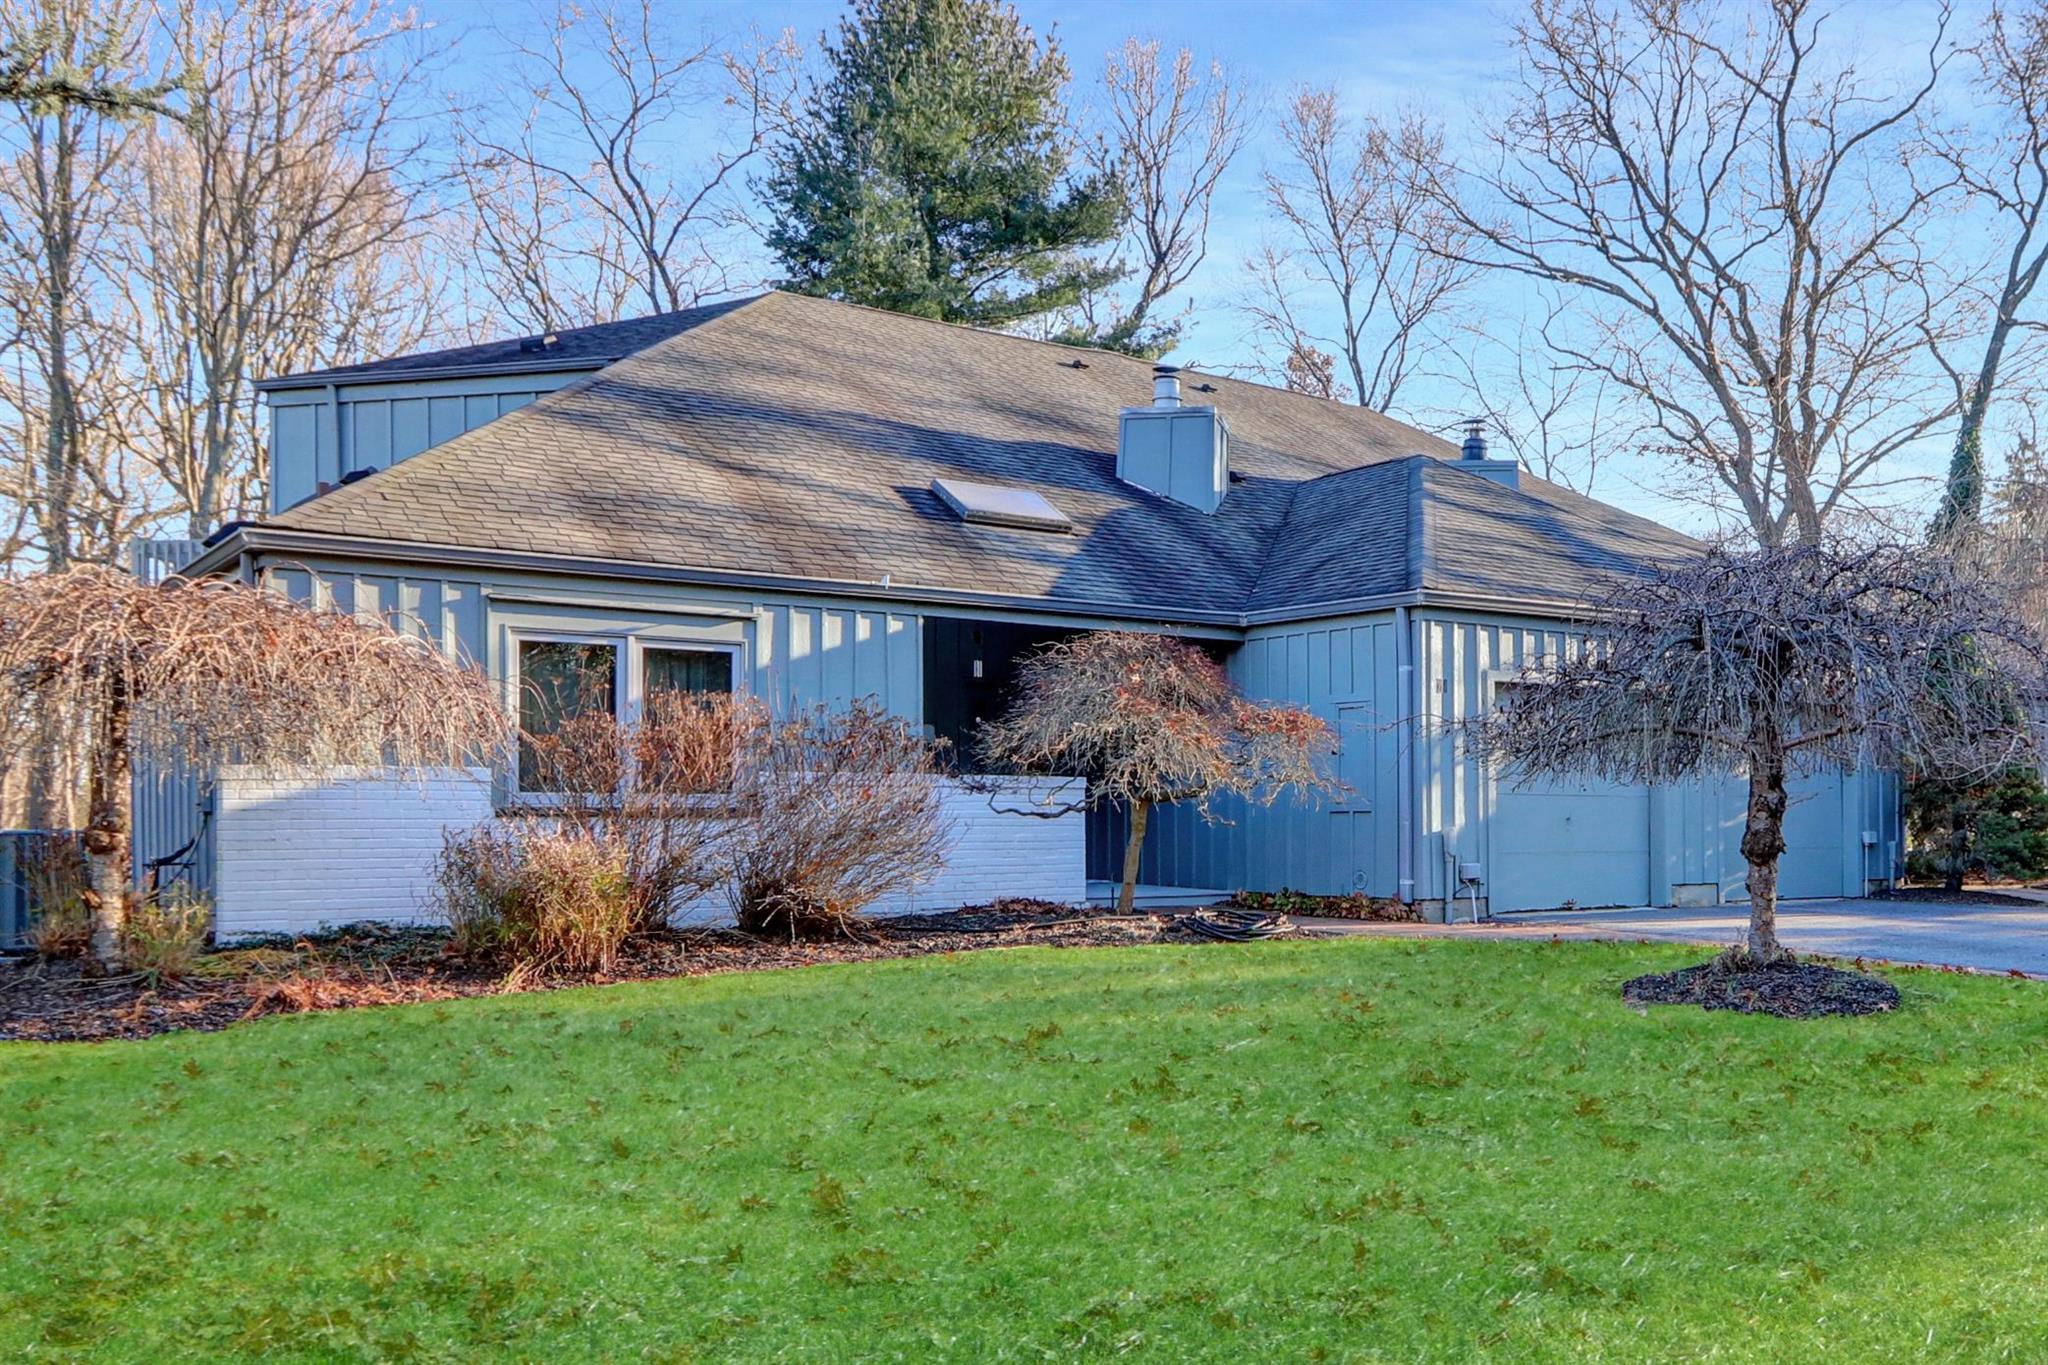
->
(1460, 417), (1488, 461)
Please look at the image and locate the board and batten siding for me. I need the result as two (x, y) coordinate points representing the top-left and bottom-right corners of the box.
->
(139, 560), (932, 902)
(266, 372), (589, 514)
(254, 560), (923, 720)
(1412, 610), (1897, 907)
(1134, 606), (1897, 910)
(1138, 612), (1401, 897)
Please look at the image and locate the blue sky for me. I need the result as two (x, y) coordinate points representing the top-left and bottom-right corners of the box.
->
(420, 0), (1984, 535)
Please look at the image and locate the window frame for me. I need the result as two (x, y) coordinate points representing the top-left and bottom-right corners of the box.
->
(506, 628), (745, 804)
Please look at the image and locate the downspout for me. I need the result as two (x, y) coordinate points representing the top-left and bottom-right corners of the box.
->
(1396, 604), (1416, 904)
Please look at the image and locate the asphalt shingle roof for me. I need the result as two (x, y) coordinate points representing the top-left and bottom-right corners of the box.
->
(258, 300), (753, 387)
(267, 291), (1696, 619)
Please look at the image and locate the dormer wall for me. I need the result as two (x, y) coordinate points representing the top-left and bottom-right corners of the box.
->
(264, 370), (590, 514)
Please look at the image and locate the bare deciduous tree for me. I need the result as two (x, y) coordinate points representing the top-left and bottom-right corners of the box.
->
(1245, 92), (1475, 412)
(1433, 0), (1967, 546)
(979, 631), (1336, 915)
(0, 0), (162, 572)
(0, 566), (509, 965)
(114, 0), (444, 540)
(1442, 294), (1617, 494)
(1473, 544), (2048, 962)
(1933, 2), (2048, 545)
(452, 0), (801, 332)
(1068, 39), (1247, 356)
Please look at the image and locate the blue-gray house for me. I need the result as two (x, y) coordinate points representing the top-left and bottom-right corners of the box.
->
(154, 291), (1898, 933)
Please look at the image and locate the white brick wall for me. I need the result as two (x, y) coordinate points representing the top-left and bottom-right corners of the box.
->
(870, 777), (1086, 915)
(212, 768), (1086, 938)
(215, 766), (495, 937)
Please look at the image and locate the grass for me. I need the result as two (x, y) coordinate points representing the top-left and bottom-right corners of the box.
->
(3, 937), (2047, 1361)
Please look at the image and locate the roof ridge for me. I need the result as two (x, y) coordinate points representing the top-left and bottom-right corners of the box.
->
(1407, 456), (1430, 593)
(758, 292), (1459, 444)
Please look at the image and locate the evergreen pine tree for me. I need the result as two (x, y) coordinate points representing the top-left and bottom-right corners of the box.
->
(763, 0), (1122, 328)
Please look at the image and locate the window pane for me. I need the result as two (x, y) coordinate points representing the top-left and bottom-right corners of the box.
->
(518, 641), (616, 790)
(638, 648), (734, 795)
(643, 647), (733, 696)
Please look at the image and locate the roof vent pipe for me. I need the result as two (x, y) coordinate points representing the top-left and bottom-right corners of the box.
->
(1153, 365), (1183, 409)
(1461, 417), (1488, 461)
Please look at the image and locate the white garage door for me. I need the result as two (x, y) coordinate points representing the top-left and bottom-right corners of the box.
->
(1491, 776), (1652, 912)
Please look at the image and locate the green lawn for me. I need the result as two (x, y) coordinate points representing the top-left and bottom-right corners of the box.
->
(3, 938), (2046, 1361)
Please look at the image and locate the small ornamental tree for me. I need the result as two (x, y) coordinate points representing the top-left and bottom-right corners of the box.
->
(1473, 544), (2048, 964)
(0, 566), (509, 965)
(978, 631), (1338, 915)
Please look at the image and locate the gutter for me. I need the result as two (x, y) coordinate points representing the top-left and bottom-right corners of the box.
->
(175, 527), (1249, 632)
(179, 527), (1628, 635)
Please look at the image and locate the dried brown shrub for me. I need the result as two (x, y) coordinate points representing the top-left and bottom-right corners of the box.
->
(432, 825), (634, 975)
(517, 689), (756, 931)
(22, 833), (92, 960)
(726, 701), (949, 940)
(118, 888), (211, 984)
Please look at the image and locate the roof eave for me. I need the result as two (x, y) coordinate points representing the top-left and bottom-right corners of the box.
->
(178, 526), (1249, 630)
(182, 525), (1628, 634)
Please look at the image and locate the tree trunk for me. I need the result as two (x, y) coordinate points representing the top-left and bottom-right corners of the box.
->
(1943, 795), (1969, 894)
(1118, 799), (1151, 916)
(81, 676), (132, 967)
(1740, 745), (1790, 963)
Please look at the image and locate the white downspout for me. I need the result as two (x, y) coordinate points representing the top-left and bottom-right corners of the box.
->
(1396, 605), (1416, 904)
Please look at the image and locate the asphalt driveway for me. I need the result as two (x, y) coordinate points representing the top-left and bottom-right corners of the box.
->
(1507, 897), (2048, 976)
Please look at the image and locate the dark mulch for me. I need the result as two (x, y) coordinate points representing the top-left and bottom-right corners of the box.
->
(1869, 886), (2044, 908)
(1623, 958), (1901, 1019)
(0, 900), (1223, 1044)
(1224, 890), (1421, 923)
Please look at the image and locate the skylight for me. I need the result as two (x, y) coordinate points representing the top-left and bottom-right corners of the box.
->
(931, 477), (1073, 533)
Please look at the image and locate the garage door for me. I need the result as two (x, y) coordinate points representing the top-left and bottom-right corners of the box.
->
(1777, 774), (1847, 899)
(1491, 776), (1652, 912)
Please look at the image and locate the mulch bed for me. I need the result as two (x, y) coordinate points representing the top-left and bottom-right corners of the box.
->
(1623, 958), (1901, 1019)
(0, 900), (1233, 1044)
(1224, 890), (1420, 923)
(1868, 886), (2044, 908)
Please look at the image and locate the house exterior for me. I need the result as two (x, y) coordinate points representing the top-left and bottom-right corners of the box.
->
(145, 291), (1899, 933)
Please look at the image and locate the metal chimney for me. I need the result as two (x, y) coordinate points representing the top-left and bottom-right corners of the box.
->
(1461, 417), (1488, 461)
(1152, 365), (1183, 409)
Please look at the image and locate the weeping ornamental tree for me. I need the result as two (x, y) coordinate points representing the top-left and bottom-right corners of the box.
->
(978, 632), (1337, 915)
(1474, 544), (2048, 963)
(0, 566), (509, 964)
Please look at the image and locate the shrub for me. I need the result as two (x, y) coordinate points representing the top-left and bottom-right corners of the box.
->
(432, 824), (522, 962)
(518, 690), (755, 931)
(726, 701), (950, 939)
(432, 826), (635, 974)
(28, 898), (93, 961)
(1906, 766), (2048, 888)
(22, 833), (92, 960)
(119, 889), (211, 983)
